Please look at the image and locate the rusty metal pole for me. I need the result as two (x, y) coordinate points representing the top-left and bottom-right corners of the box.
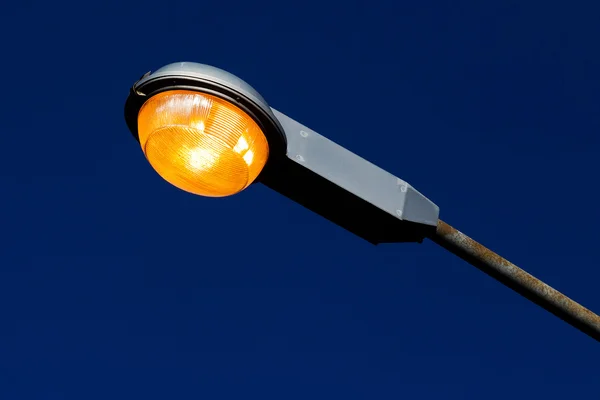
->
(428, 219), (600, 342)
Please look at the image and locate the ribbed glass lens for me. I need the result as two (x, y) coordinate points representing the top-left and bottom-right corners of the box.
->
(137, 90), (269, 197)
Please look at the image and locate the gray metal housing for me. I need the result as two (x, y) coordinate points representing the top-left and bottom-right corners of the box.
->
(273, 109), (439, 227)
(263, 109), (439, 242)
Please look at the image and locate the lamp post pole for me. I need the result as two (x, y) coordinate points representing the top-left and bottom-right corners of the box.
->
(429, 220), (600, 341)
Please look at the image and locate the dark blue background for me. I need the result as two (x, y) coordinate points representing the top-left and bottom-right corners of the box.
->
(1, 0), (598, 398)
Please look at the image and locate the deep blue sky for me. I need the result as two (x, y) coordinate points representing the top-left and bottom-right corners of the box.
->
(1, 0), (599, 398)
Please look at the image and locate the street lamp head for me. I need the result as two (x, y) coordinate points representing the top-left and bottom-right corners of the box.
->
(124, 62), (286, 197)
(125, 62), (439, 244)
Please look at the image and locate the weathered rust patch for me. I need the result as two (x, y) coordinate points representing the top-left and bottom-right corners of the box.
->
(430, 219), (600, 341)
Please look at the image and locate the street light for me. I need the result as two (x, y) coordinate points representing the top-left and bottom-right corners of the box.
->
(124, 62), (600, 342)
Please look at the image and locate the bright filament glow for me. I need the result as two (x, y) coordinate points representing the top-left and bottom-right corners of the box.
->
(137, 90), (269, 197)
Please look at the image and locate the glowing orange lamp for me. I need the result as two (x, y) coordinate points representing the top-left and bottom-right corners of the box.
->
(137, 90), (269, 197)
(124, 63), (286, 199)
